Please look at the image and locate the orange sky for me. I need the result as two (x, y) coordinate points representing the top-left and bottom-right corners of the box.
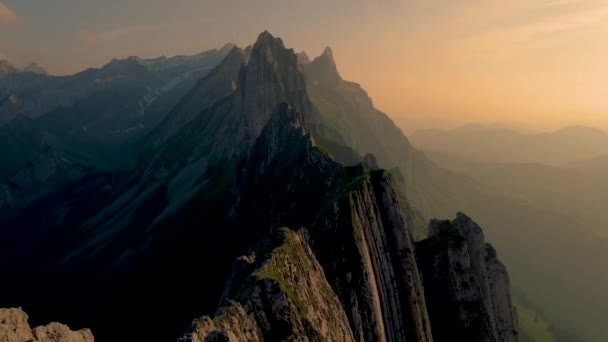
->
(329, 0), (608, 131)
(1, 0), (606, 132)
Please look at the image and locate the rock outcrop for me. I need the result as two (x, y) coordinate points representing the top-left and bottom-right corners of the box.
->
(179, 228), (354, 342)
(0, 308), (93, 342)
(296, 51), (310, 65)
(312, 170), (434, 342)
(416, 214), (519, 342)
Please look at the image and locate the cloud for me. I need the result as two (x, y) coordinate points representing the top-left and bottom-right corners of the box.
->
(0, 2), (21, 26)
(504, 4), (608, 42)
(79, 24), (165, 45)
(447, 0), (608, 48)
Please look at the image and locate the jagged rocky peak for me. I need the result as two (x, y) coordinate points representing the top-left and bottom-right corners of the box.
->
(0, 308), (93, 342)
(138, 31), (312, 174)
(230, 31), (313, 150)
(303, 46), (341, 85)
(219, 42), (236, 54)
(417, 214), (519, 342)
(296, 51), (310, 64)
(322, 46), (335, 63)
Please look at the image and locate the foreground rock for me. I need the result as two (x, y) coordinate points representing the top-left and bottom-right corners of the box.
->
(179, 228), (354, 341)
(416, 213), (519, 342)
(0, 308), (93, 342)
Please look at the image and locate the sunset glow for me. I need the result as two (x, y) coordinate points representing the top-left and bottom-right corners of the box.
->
(1, 0), (606, 129)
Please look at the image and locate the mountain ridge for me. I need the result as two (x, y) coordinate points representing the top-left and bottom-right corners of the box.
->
(0, 31), (519, 342)
(411, 124), (608, 165)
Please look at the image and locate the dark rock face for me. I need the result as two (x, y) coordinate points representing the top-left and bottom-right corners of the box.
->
(0, 146), (91, 216)
(312, 170), (433, 342)
(296, 51), (311, 65)
(138, 46), (247, 153)
(0, 308), (93, 342)
(416, 214), (519, 342)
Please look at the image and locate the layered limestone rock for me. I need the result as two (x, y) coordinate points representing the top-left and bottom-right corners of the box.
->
(486, 244), (519, 342)
(230, 31), (314, 153)
(179, 228), (354, 342)
(416, 214), (519, 342)
(452, 213), (519, 342)
(0, 308), (93, 342)
(312, 170), (433, 342)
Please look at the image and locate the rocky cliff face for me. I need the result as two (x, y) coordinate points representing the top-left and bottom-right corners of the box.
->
(0, 308), (93, 342)
(416, 214), (519, 342)
(311, 170), (433, 342)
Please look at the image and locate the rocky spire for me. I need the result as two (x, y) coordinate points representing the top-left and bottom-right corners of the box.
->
(229, 30), (313, 153)
(302, 46), (341, 86)
(416, 214), (519, 342)
(219, 42), (236, 54)
(296, 51), (310, 64)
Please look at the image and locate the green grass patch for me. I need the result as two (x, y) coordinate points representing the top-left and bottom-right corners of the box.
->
(517, 304), (556, 342)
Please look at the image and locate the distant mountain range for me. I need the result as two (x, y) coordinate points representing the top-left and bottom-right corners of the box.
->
(414, 123), (608, 231)
(0, 32), (603, 342)
(0, 44), (234, 179)
(411, 124), (608, 165)
(0, 60), (48, 76)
